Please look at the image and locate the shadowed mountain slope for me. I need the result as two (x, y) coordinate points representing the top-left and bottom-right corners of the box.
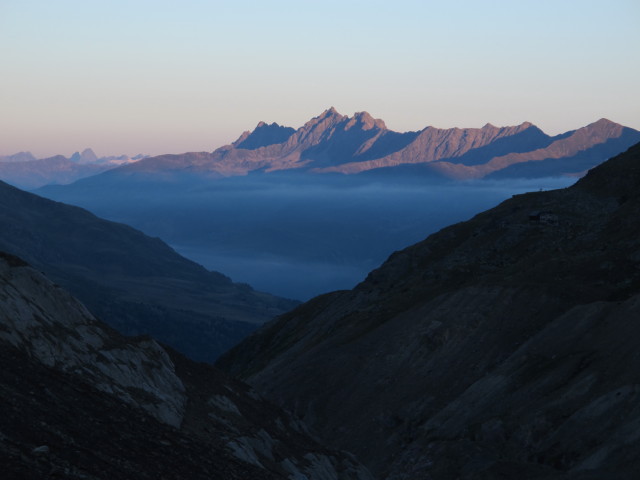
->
(0, 253), (371, 479)
(0, 181), (297, 362)
(427, 118), (639, 179)
(485, 127), (640, 179)
(218, 143), (640, 479)
(233, 121), (297, 150)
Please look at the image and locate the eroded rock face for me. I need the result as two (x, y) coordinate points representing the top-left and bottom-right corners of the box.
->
(0, 252), (372, 480)
(218, 143), (640, 479)
(0, 252), (186, 426)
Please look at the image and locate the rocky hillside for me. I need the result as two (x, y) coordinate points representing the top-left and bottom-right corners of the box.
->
(0, 180), (297, 362)
(87, 108), (639, 182)
(0, 252), (371, 479)
(218, 143), (640, 479)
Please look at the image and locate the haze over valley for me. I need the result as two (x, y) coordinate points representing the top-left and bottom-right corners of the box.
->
(36, 107), (636, 300)
(38, 170), (576, 300)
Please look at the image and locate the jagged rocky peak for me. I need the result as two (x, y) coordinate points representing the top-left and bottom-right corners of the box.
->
(311, 106), (346, 124)
(298, 108), (388, 139)
(233, 121), (296, 150)
(287, 107), (348, 145)
(70, 147), (99, 163)
(517, 120), (534, 130)
(321, 106), (340, 117)
(346, 111), (387, 131)
(481, 120), (534, 133)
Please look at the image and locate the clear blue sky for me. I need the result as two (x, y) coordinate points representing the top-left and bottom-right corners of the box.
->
(1, 0), (639, 157)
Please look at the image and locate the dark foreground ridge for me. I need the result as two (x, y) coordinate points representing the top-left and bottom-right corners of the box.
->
(0, 255), (371, 479)
(218, 143), (640, 479)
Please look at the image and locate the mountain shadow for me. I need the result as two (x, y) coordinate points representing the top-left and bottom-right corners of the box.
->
(444, 124), (552, 166)
(485, 128), (640, 178)
(234, 122), (296, 150)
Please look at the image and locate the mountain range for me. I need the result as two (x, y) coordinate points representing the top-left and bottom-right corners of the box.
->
(0, 179), (297, 362)
(4, 111), (639, 191)
(0, 252), (370, 479)
(218, 142), (640, 479)
(33, 109), (638, 303)
(81, 108), (640, 183)
(0, 148), (145, 189)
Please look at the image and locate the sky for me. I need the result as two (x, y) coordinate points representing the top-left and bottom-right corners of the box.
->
(1, 0), (639, 158)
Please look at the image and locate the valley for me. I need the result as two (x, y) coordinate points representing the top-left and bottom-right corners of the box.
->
(219, 143), (640, 479)
(39, 173), (576, 300)
(0, 179), (297, 363)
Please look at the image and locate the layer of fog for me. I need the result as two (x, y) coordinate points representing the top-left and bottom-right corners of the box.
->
(38, 173), (577, 300)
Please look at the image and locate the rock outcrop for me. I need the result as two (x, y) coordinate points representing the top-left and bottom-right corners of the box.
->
(0, 252), (372, 479)
(0, 252), (186, 427)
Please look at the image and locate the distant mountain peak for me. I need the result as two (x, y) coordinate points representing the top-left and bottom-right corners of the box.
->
(256, 121), (276, 129)
(0, 151), (37, 163)
(312, 106), (345, 122)
(70, 148), (99, 164)
(298, 108), (347, 133)
(324, 106), (339, 116)
(481, 121), (534, 131)
(592, 117), (620, 127)
(305, 108), (388, 132)
(233, 121), (296, 150)
(348, 111), (386, 131)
